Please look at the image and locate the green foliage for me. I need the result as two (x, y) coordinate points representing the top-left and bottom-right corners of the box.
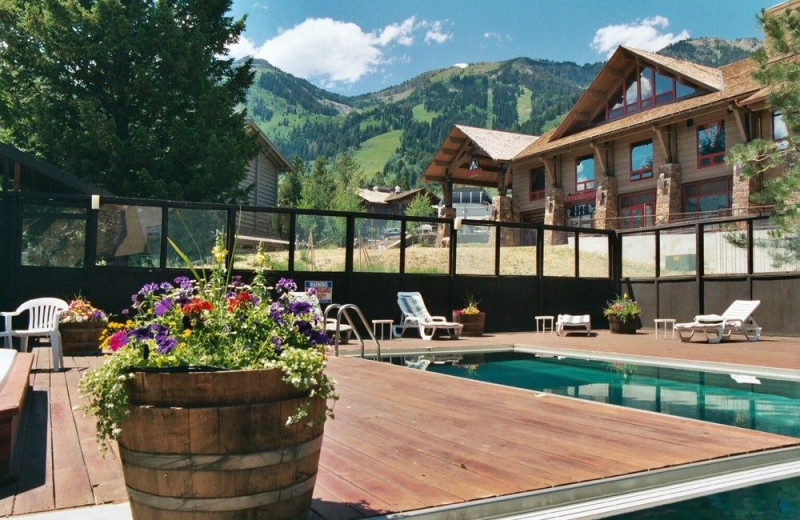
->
(727, 7), (800, 264)
(278, 156), (305, 207)
(405, 192), (436, 218)
(603, 294), (642, 324)
(0, 0), (255, 202)
(79, 235), (337, 450)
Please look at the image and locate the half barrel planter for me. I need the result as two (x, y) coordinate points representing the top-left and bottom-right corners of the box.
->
(452, 312), (485, 336)
(119, 368), (326, 520)
(608, 316), (639, 334)
(59, 322), (105, 355)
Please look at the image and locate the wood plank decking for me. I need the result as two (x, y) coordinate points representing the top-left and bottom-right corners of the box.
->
(1, 330), (799, 519)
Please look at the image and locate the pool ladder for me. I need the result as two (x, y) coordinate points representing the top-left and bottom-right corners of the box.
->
(323, 303), (382, 358)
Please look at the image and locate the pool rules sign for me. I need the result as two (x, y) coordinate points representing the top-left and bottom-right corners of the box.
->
(305, 281), (333, 303)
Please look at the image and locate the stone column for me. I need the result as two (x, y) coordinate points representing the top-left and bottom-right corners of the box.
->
(593, 176), (618, 230)
(654, 163), (682, 225)
(732, 165), (762, 217)
(490, 195), (517, 246)
(544, 187), (566, 245)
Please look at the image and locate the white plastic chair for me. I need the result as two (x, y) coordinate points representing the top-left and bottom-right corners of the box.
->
(556, 314), (592, 336)
(675, 300), (762, 343)
(1, 297), (69, 371)
(394, 292), (462, 340)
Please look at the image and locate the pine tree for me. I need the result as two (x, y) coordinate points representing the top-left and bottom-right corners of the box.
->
(0, 0), (254, 202)
(278, 156), (305, 207)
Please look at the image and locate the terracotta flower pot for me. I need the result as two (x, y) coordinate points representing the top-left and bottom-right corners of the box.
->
(452, 312), (485, 336)
(119, 368), (325, 520)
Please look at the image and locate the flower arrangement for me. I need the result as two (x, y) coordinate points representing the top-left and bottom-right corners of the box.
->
(452, 295), (482, 316)
(79, 234), (337, 450)
(60, 297), (108, 324)
(603, 293), (642, 324)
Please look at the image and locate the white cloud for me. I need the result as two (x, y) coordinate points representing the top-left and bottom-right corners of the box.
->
(234, 16), (451, 86)
(591, 16), (690, 58)
(453, 63), (469, 69)
(424, 21), (452, 44)
(484, 32), (511, 44)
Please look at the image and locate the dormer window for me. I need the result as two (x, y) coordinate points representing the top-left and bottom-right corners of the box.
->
(595, 65), (702, 123)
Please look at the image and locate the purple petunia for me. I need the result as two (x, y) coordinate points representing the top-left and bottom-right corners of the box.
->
(289, 300), (313, 316)
(275, 278), (297, 293)
(154, 298), (173, 317)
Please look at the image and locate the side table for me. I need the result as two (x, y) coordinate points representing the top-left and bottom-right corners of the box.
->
(372, 319), (394, 340)
(654, 318), (676, 339)
(534, 315), (555, 333)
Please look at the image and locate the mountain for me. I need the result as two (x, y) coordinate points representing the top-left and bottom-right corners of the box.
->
(245, 37), (762, 188)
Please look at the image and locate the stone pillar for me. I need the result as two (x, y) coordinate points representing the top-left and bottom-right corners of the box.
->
(732, 165), (762, 217)
(655, 163), (682, 225)
(437, 206), (456, 247)
(490, 195), (517, 246)
(544, 187), (566, 245)
(593, 176), (618, 230)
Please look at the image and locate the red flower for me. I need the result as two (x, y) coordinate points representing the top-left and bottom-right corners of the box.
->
(227, 292), (256, 312)
(182, 298), (213, 315)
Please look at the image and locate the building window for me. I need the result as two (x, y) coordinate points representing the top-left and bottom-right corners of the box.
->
(568, 203), (595, 228)
(630, 140), (653, 181)
(529, 166), (546, 201)
(575, 155), (596, 192)
(619, 191), (655, 229)
(682, 177), (732, 217)
(697, 120), (726, 168)
(596, 66), (701, 123)
(773, 111), (789, 150)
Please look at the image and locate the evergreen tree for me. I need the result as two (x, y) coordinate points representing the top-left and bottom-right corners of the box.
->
(278, 156), (305, 207)
(0, 0), (254, 202)
(299, 157), (334, 211)
(728, 6), (800, 263)
(331, 152), (364, 213)
(405, 192), (436, 218)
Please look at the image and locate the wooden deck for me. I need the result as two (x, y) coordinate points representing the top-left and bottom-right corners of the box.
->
(1, 329), (799, 518)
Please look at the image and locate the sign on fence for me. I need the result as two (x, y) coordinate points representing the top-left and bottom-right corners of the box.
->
(305, 281), (333, 303)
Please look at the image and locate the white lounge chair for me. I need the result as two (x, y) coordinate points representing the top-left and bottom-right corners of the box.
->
(288, 292), (352, 344)
(394, 292), (462, 340)
(675, 300), (762, 344)
(556, 314), (591, 336)
(1, 297), (69, 371)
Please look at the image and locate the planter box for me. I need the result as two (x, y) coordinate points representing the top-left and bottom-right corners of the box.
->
(452, 312), (485, 336)
(59, 322), (105, 355)
(608, 316), (639, 334)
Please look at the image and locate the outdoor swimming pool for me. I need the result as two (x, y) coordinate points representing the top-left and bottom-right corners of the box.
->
(414, 351), (800, 519)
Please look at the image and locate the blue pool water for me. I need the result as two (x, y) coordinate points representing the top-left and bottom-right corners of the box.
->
(417, 351), (800, 519)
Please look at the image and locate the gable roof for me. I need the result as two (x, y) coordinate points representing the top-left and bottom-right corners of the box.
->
(422, 125), (538, 187)
(550, 46), (724, 141)
(516, 55), (761, 161)
(357, 186), (440, 205)
(245, 119), (292, 172)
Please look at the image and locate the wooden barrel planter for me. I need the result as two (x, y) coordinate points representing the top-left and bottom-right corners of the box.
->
(452, 312), (485, 336)
(608, 316), (639, 334)
(119, 368), (326, 520)
(59, 322), (105, 355)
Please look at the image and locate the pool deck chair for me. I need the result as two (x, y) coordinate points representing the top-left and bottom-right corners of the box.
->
(394, 292), (462, 340)
(288, 292), (353, 344)
(556, 314), (591, 336)
(1, 297), (69, 371)
(675, 300), (762, 344)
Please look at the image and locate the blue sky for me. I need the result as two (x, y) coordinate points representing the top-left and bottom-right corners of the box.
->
(228, 1), (775, 95)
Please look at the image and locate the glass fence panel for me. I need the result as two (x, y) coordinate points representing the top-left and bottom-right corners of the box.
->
(167, 208), (227, 268)
(705, 223), (748, 275)
(22, 204), (85, 267)
(406, 222), (450, 274)
(97, 204), (162, 267)
(353, 218), (401, 273)
(233, 211), (290, 270)
(578, 233), (609, 278)
(456, 223), (494, 275)
(622, 232), (655, 278)
(294, 214), (347, 271)
(660, 226), (696, 276)
(543, 229), (575, 277)
(753, 219), (800, 273)
(499, 228), (537, 276)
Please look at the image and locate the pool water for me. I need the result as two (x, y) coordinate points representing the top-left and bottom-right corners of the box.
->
(418, 351), (800, 519)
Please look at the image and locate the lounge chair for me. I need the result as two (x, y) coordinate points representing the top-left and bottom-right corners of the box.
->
(556, 314), (591, 336)
(675, 300), (762, 344)
(394, 292), (462, 340)
(287, 292), (352, 344)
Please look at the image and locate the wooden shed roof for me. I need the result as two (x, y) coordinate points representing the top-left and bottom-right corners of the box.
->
(245, 119), (292, 172)
(422, 125), (538, 187)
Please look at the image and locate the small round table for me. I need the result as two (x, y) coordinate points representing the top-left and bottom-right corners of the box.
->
(654, 318), (676, 339)
(372, 319), (394, 340)
(534, 315), (555, 333)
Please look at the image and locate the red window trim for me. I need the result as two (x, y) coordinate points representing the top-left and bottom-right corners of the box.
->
(529, 167), (546, 201)
(575, 155), (595, 192)
(629, 140), (654, 181)
(696, 119), (726, 169)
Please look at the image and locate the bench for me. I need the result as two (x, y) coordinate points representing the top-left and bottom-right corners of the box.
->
(0, 350), (33, 478)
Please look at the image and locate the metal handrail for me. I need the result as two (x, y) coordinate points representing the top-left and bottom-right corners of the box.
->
(323, 303), (381, 359)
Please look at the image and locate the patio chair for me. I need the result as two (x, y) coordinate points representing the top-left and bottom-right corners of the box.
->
(1, 297), (69, 371)
(675, 300), (762, 344)
(556, 314), (592, 336)
(287, 292), (352, 344)
(394, 292), (462, 340)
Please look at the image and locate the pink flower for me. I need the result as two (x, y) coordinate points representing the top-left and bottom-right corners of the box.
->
(108, 330), (129, 352)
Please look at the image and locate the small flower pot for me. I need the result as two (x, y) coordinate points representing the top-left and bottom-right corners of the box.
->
(452, 312), (485, 336)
